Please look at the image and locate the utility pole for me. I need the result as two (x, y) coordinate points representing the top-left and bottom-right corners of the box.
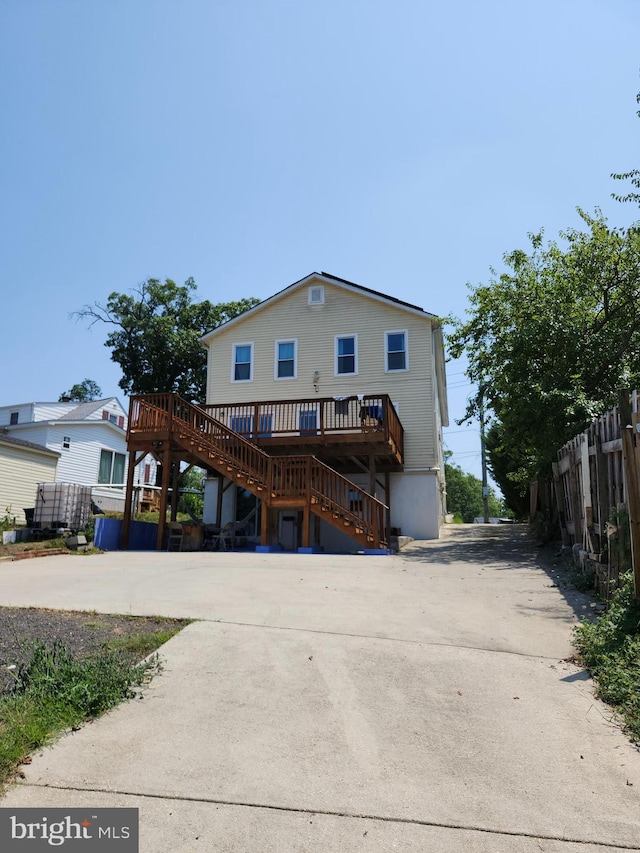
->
(479, 388), (490, 523)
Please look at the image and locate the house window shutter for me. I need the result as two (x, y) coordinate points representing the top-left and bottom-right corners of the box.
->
(102, 410), (109, 420)
(118, 416), (125, 428)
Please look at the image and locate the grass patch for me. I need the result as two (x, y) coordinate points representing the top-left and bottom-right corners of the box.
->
(0, 628), (180, 791)
(574, 571), (640, 743)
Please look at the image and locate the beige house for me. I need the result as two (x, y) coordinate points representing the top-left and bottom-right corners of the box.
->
(0, 434), (60, 525)
(200, 272), (448, 549)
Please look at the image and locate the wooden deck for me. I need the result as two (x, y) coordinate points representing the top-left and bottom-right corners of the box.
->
(202, 394), (403, 471)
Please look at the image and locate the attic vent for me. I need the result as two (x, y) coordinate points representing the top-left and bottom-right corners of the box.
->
(308, 285), (324, 305)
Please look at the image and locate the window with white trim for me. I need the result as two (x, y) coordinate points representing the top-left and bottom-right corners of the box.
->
(9, 412), (18, 425)
(308, 285), (324, 304)
(232, 343), (253, 382)
(335, 334), (357, 375)
(385, 330), (408, 372)
(275, 339), (297, 379)
(98, 449), (126, 486)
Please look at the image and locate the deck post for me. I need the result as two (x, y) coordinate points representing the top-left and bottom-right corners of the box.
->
(120, 450), (138, 550)
(170, 459), (180, 522)
(260, 499), (269, 545)
(301, 504), (310, 548)
(156, 448), (170, 550)
(385, 472), (391, 542)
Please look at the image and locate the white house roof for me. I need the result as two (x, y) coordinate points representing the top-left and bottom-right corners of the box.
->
(58, 399), (120, 420)
(200, 271), (439, 343)
(0, 434), (60, 458)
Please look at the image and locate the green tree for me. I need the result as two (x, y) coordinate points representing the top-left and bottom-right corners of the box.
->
(75, 279), (259, 401)
(445, 458), (504, 523)
(448, 210), (640, 508)
(178, 466), (205, 518)
(58, 379), (102, 402)
(611, 91), (640, 205)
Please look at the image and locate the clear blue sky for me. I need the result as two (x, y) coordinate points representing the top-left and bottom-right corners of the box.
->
(1, 0), (638, 484)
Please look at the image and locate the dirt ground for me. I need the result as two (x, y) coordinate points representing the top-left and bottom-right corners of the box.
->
(0, 607), (188, 695)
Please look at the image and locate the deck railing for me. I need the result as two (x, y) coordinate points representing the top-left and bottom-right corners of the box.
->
(202, 394), (403, 458)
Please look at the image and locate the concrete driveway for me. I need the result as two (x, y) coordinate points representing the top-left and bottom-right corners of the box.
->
(1, 525), (639, 851)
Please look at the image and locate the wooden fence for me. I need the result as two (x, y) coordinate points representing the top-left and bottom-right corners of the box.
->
(551, 390), (640, 597)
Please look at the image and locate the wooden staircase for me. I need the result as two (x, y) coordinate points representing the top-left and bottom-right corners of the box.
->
(128, 394), (388, 550)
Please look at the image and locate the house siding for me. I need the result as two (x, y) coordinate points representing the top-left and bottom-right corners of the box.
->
(0, 404), (34, 427)
(0, 441), (58, 525)
(205, 280), (438, 468)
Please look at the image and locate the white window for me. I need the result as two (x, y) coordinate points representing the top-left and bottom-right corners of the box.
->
(335, 334), (358, 376)
(232, 342), (253, 382)
(385, 330), (408, 372)
(62, 436), (71, 449)
(9, 412), (18, 425)
(275, 339), (297, 379)
(308, 285), (324, 305)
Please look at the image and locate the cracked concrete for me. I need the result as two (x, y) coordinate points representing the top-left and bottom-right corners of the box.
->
(1, 525), (639, 851)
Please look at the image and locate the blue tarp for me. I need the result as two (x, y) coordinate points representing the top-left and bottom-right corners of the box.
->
(94, 517), (159, 551)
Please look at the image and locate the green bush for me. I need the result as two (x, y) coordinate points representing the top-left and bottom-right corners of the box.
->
(0, 640), (161, 788)
(574, 572), (640, 742)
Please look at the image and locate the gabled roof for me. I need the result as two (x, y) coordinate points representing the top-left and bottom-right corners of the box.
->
(0, 433), (60, 457)
(201, 271), (438, 343)
(58, 399), (117, 421)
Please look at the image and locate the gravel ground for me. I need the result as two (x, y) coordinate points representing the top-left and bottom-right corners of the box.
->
(0, 607), (188, 695)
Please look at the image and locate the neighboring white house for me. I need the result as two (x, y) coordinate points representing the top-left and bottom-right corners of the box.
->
(0, 398), (156, 513)
(0, 434), (60, 525)
(200, 271), (448, 547)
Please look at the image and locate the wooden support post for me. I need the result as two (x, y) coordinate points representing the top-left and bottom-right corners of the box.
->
(301, 504), (310, 548)
(120, 450), (138, 550)
(156, 449), (170, 550)
(385, 472), (391, 541)
(215, 475), (224, 527)
(170, 458), (180, 522)
(313, 513), (321, 547)
(368, 454), (376, 497)
(619, 390), (640, 601)
(260, 500), (269, 546)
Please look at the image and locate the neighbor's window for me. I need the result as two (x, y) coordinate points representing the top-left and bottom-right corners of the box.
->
(335, 335), (357, 375)
(63, 436), (71, 449)
(232, 343), (253, 382)
(10, 412), (19, 425)
(98, 449), (126, 486)
(275, 339), (296, 379)
(385, 330), (408, 371)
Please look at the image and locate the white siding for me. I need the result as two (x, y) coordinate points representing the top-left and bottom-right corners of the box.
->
(0, 442), (58, 525)
(33, 403), (76, 421)
(205, 279), (439, 468)
(0, 404), (34, 427)
(43, 423), (127, 485)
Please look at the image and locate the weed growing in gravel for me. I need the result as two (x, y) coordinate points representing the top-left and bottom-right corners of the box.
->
(574, 572), (640, 743)
(0, 638), (166, 790)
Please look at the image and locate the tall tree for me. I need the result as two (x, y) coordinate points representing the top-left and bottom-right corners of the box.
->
(58, 379), (102, 402)
(75, 278), (259, 401)
(448, 210), (640, 508)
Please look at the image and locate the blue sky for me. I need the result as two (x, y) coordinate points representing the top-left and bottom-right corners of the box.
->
(1, 0), (639, 483)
